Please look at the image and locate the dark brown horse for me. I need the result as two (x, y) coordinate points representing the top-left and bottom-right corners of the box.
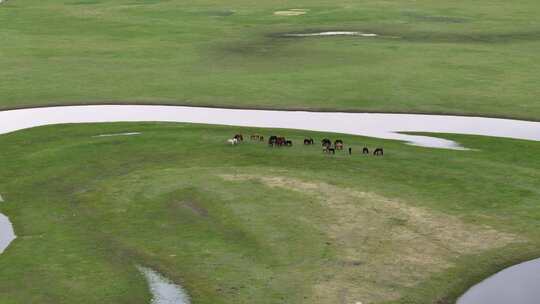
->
(285, 140), (293, 146)
(373, 148), (384, 156)
(304, 138), (314, 145)
(335, 139), (344, 150)
(362, 147), (369, 154)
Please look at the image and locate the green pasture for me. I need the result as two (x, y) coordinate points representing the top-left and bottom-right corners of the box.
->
(1, 0), (539, 118)
(0, 123), (539, 303)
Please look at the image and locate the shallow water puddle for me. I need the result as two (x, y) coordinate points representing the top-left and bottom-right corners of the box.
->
(137, 265), (190, 304)
(284, 31), (377, 37)
(0, 193), (16, 254)
(93, 132), (141, 137)
(0, 212), (16, 254)
(274, 9), (307, 16)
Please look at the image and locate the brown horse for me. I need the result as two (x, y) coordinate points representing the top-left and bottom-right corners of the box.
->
(335, 139), (344, 150)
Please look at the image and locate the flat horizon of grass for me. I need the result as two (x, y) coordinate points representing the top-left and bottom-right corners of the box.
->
(1, 0), (540, 119)
(0, 122), (539, 303)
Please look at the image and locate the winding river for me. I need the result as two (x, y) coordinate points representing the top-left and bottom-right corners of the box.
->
(1, 104), (540, 303)
(0, 105), (539, 149)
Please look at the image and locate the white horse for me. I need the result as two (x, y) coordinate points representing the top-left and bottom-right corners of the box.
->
(227, 138), (238, 145)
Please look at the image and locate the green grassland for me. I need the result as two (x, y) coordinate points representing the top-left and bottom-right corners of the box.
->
(1, 123), (539, 303)
(1, 0), (540, 119)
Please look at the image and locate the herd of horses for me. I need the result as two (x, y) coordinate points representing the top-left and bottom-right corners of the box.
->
(227, 134), (384, 156)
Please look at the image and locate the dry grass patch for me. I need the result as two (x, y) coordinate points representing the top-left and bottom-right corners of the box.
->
(220, 174), (524, 303)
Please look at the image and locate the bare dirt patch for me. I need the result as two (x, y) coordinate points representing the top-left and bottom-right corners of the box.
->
(220, 174), (523, 303)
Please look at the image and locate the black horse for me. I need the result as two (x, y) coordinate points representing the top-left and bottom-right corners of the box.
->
(362, 147), (369, 155)
(373, 148), (384, 156)
(268, 136), (278, 146)
(324, 147), (336, 154)
(321, 138), (332, 147)
(285, 140), (293, 146)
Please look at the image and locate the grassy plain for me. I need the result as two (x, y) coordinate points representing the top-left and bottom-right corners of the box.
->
(1, 0), (540, 118)
(0, 123), (539, 303)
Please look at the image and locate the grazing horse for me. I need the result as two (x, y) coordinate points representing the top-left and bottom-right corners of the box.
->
(285, 140), (293, 147)
(234, 134), (244, 142)
(276, 137), (286, 146)
(268, 135), (278, 146)
(269, 136), (288, 147)
(335, 139), (344, 150)
(324, 147), (336, 154)
(250, 134), (261, 141)
(362, 147), (369, 155)
(322, 138), (332, 148)
(304, 138), (314, 145)
(373, 148), (384, 156)
(227, 138), (239, 145)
